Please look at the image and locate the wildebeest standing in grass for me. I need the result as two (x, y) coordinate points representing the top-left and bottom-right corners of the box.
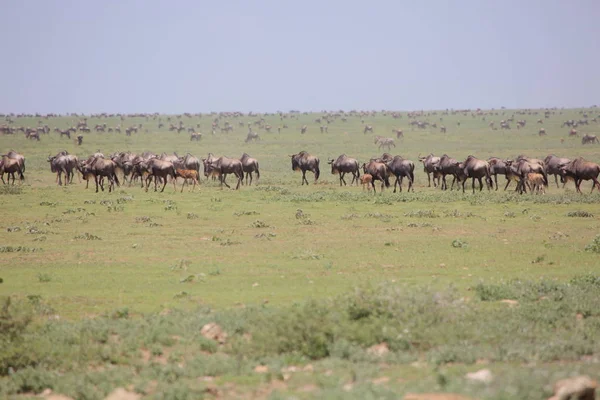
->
(544, 154), (571, 188)
(202, 153), (219, 181)
(558, 158), (600, 194)
(48, 151), (79, 185)
(383, 155), (415, 192)
(512, 158), (548, 194)
(328, 154), (360, 186)
(374, 136), (395, 150)
(462, 155), (492, 193)
(207, 156), (244, 190)
(81, 155), (121, 193)
(487, 157), (511, 191)
(0, 155), (25, 184)
(362, 160), (390, 193)
(240, 153), (260, 185)
(435, 154), (461, 191)
(418, 154), (441, 188)
(582, 134), (599, 144)
(245, 131), (260, 143)
(364, 125), (373, 134)
(190, 132), (202, 141)
(175, 153), (201, 180)
(290, 151), (320, 185)
(145, 158), (176, 192)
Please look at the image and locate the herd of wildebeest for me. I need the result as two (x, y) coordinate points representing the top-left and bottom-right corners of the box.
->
(1, 108), (600, 194)
(1, 149), (599, 195)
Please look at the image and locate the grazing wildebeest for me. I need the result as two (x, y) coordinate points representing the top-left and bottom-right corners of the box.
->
(544, 154), (571, 188)
(569, 128), (578, 137)
(418, 154), (441, 187)
(207, 156), (244, 190)
(0, 155), (25, 184)
(526, 173), (546, 194)
(175, 169), (199, 192)
(54, 128), (72, 139)
(361, 160), (390, 193)
(582, 134), (599, 144)
(374, 136), (395, 150)
(538, 128), (546, 136)
(245, 131), (260, 143)
(364, 125), (373, 134)
(25, 130), (40, 141)
(558, 158), (600, 194)
(462, 155), (492, 193)
(240, 153), (260, 185)
(77, 135), (83, 145)
(300, 125), (307, 134)
(290, 151), (320, 185)
(328, 154), (360, 186)
(190, 132), (202, 141)
(384, 155), (415, 192)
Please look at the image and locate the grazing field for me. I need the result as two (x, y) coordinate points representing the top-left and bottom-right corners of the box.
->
(1, 108), (600, 399)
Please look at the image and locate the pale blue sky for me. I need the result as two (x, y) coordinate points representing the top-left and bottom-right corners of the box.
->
(1, 0), (598, 113)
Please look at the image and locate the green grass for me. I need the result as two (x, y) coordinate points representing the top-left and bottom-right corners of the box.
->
(1, 108), (600, 398)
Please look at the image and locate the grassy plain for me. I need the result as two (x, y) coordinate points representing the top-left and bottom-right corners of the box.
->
(1, 108), (600, 399)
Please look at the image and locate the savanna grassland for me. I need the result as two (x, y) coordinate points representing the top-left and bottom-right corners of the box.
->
(1, 108), (600, 399)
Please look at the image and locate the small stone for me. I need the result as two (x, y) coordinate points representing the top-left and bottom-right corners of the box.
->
(254, 365), (269, 373)
(465, 368), (493, 384)
(200, 323), (227, 344)
(367, 342), (390, 357)
(104, 388), (141, 400)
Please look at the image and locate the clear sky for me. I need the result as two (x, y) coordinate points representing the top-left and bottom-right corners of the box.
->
(1, 0), (598, 114)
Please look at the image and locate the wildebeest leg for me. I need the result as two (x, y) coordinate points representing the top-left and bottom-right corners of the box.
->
(462, 179), (466, 193)
(301, 170), (308, 185)
(94, 176), (100, 192)
(478, 177), (484, 191)
(393, 175), (400, 193)
(494, 174), (498, 190)
(554, 174), (559, 188)
(591, 178), (600, 193)
(371, 179), (376, 193)
(504, 178), (512, 191)
(235, 172), (242, 190)
(426, 172), (431, 187)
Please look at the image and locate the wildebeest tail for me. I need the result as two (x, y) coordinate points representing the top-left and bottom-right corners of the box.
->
(542, 171), (548, 186)
(314, 166), (320, 180)
(256, 162), (260, 180)
(384, 175), (390, 187)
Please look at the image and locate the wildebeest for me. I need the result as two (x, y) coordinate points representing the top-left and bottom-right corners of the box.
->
(364, 125), (373, 134)
(487, 157), (511, 191)
(290, 151), (320, 185)
(384, 155), (415, 192)
(190, 132), (202, 141)
(511, 157), (548, 193)
(526, 173), (546, 194)
(393, 128), (403, 139)
(80, 155), (121, 192)
(0, 155), (25, 184)
(240, 153), (260, 185)
(202, 153), (220, 180)
(434, 154), (461, 191)
(538, 128), (546, 136)
(245, 131), (259, 143)
(418, 154), (441, 187)
(54, 128), (72, 139)
(440, 125), (447, 133)
(558, 158), (600, 193)
(361, 160), (390, 193)
(206, 156), (244, 190)
(544, 154), (571, 188)
(25, 130), (40, 141)
(462, 155), (492, 193)
(175, 153), (201, 179)
(144, 158), (177, 192)
(77, 135), (83, 145)
(48, 151), (79, 185)
(582, 134), (599, 144)
(569, 128), (578, 137)
(328, 154), (360, 186)
(374, 136), (395, 150)
(300, 125), (307, 134)
(175, 169), (199, 192)
(360, 174), (373, 191)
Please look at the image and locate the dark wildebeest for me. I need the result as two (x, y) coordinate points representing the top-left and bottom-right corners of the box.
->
(544, 154), (571, 188)
(538, 128), (546, 136)
(582, 134), (599, 145)
(362, 160), (390, 193)
(487, 157), (512, 191)
(144, 158), (176, 192)
(245, 131), (259, 143)
(418, 154), (441, 187)
(202, 153), (220, 181)
(384, 155), (415, 192)
(462, 155), (493, 193)
(435, 154), (461, 191)
(558, 158), (600, 194)
(190, 132), (202, 141)
(77, 135), (83, 145)
(81, 156), (121, 193)
(440, 126), (447, 133)
(25, 130), (40, 141)
(300, 125), (307, 134)
(207, 156), (244, 190)
(328, 154), (360, 186)
(48, 152), (79, 185)
(240, 153), (260, 185)
(290, 151), (320, 185)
